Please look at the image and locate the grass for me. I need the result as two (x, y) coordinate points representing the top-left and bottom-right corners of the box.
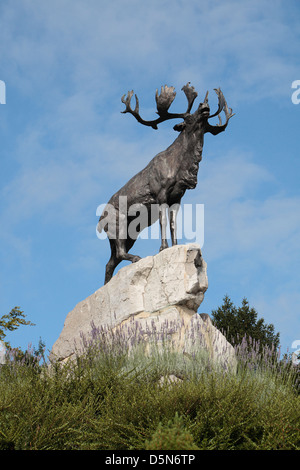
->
(0, 323), (299, 450)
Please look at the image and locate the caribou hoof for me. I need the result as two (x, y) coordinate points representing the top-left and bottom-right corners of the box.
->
(159, 243), (168, 252)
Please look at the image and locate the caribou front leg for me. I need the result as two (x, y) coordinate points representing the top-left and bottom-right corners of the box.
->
(169, 203), (179, 246)
(159, 203), (168, 251)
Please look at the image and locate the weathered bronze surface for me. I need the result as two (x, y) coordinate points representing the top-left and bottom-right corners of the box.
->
(98, 83), (234, 284)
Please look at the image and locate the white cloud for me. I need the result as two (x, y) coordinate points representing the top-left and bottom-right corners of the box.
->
(187, 151), (300, 273)
(0, 108), (171, 229)
(0, 0), (298, 103)
(253, 291), (300, 352)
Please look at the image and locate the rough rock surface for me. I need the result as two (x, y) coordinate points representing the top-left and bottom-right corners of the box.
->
(51, 244), (236, 370)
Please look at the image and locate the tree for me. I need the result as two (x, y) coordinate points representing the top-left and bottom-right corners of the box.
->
(211, 295), (280, 352)
(0, 306), (35, 348)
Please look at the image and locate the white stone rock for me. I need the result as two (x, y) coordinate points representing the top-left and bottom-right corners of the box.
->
(51, 244), (236, 371)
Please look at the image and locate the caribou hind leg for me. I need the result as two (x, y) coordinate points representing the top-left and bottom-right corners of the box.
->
(116, 237), (141, 263)
(104, 237), (141, 284)
(104, 239), (120, 284)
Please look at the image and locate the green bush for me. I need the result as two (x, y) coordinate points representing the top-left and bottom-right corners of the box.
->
(145, 413), (199, 450)
(0, 330), (299, 450)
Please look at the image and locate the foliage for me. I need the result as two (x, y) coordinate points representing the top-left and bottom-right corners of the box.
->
(5, 338), (46, 367)
(211, 295), (280, 352)
(0, 307), (35, 347)
(0, 329), (299, 451)
(145, 413), (199, 450)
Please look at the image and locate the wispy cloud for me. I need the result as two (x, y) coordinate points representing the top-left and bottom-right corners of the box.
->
(194, 151), (300, 269)
(1, 0), (298, 102)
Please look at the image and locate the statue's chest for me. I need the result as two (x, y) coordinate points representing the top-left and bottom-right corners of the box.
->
(184, 133), (203, 161)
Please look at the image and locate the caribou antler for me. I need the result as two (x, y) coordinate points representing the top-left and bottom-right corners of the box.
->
(181, 82), (198, 113)
(208, 88), (235, 123)
(207, 88), (226, 118)
(216, 100), (235, 127)
(206, 88), (235, 134)
(121, 83), (197, 130)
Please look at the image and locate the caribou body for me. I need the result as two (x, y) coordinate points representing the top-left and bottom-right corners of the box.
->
(98, 83), (234, 284)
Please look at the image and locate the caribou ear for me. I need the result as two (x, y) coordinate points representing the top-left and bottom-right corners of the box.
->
(173, 121), (186, 132)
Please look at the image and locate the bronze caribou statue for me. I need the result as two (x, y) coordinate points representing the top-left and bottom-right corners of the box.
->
(98, 83), (234, 284)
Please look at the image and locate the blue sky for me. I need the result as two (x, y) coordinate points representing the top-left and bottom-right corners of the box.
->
(0, 0), (299, 358)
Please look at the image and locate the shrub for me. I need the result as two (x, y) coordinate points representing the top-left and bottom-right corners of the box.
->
(145, 413), (199, 450)
(0, 322), (299, 450)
